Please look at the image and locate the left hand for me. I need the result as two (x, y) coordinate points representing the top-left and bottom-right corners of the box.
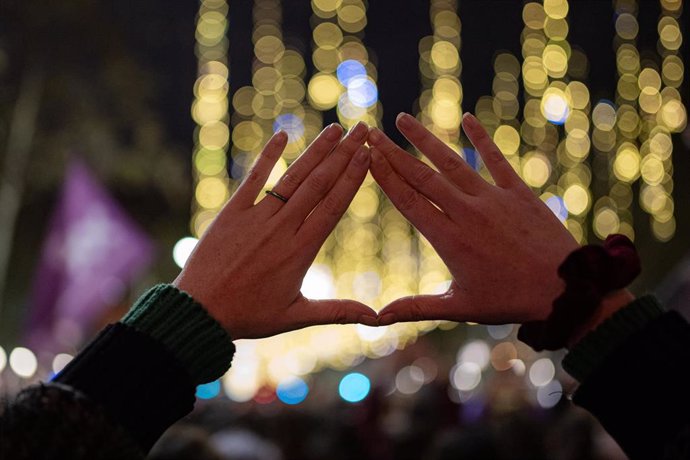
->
(174, 122), (378, 339)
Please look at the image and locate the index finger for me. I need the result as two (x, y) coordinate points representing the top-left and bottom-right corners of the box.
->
(393, 112), (487, 193)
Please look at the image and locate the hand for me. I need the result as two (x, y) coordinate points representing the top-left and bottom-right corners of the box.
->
(369, 113), (580, 326)
(174, 122), (378, 339)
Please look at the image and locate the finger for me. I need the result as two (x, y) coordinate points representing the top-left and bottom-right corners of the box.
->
(369, 147), (452, 242)
(368, 128), (468, 215)
(260, 123), (344, 214)
(377, 294), (462, 325)
(289, 297), (379, 328)
(280, 121), (369, 224)
(392, 113), (487, 193)
(231, 131), (288, 209)
(462, 113), (523, 189)
(298, 145), (370, 242)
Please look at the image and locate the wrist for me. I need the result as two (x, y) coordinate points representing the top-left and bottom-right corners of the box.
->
(566, 289), (635, 348)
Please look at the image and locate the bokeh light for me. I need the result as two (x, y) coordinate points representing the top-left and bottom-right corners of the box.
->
(276, 377), (309, 404)
(9, 347), (37, 378)
(196, 380), (221, 399)
(339, 372), (371, 403)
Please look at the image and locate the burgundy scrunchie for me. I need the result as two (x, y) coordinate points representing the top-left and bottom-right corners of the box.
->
(517, 234), (641, 351)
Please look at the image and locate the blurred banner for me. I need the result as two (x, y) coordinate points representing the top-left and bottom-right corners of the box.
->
(25, 159), (154, 353)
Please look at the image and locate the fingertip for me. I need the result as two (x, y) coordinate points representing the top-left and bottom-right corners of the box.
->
(461, 112), (478, 130)
(358, 314), (379, 327)
(368, 127), (384, 145)
(274, 130), (288, 143)
(325, 123), (344, 141)
(378, 313), (397, 326)
(396, 112), (414, 130)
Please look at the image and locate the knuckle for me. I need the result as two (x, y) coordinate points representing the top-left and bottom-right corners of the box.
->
(307, 173), (330, 194)
(412, 164), (435, 184)
(410, 299), (426, 321)
(280, 172), (301, 190)
(441, 154), (463, 171)
(398, 188), (420, 210)
(322, 193), (344, 215)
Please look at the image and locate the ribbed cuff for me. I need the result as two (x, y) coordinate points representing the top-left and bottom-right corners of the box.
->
(121, 284), (235, 384)
(563, 295), (664, 382)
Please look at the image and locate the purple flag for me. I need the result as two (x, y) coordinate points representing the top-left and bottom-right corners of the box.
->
(26, 159), (154, 353)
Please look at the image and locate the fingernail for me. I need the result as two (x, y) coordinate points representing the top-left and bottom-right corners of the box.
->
(462, 112), (477, 127)
(379, 313), (397, 326)
(348, 121), (368, 141)
(396, 112), (413, 129)
(368, 127), (383, 144)
(325, 123), (342, 141)
(274, 130), (288, 142)
(359, 315), (378, 327)
(354, 146), (369, 165)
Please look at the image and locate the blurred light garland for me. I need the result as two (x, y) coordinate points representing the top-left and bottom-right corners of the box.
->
(192, 0), (231, 238)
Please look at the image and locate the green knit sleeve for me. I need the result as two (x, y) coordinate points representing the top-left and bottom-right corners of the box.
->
(120, 284), (235, 384)
(562, 295), (664, 382)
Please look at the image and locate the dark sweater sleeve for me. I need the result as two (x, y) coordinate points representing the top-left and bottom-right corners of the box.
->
(562, 297), (690, 459)
(1, 284), (235, 459)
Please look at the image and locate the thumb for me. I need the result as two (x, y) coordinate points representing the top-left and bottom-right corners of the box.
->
(377, 293), (462, 326)
(289, 297), (379, 329)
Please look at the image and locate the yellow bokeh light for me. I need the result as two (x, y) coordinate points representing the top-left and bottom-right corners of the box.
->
(543, 0), (568, 20)
(615, 13), (639, 40)
(523, 2), (546, 29)
(235, 122), (267, 153)
(542, 44), (569, 78)
(593, 208), (620, 239)
(307, 73), (342, 110)
(522, 153), (551, 188)
(565, 81), (589, 110)
(638, 68), (662, 91)
(592, 102), (617, 131)
(640, 155), (665, 185)
(430, 41), (460, 72)
(493, 125), (521, 156)
(196, 177), (229, 209)
(639, 87), (662, 114)
(544, 17), (569, 40)
(433, 76), (463, 102)
(563, 184), (590, 216)
(613, 143), (640, 182)
(652, 216), (676, 242)
(659, 100), (687, 132)
(430, 99), (461, 130)
(564, 129), (590, 160)
(313, 22), (343, 49)
(199, 121), (230, 149)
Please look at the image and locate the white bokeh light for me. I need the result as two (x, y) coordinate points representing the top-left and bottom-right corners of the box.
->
(301, 264), (335, 299)
(173, 237), (199, 269)
(9, 347), (37, 378)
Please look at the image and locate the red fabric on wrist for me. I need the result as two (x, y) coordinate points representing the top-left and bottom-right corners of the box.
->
(518, 234), (641, 351)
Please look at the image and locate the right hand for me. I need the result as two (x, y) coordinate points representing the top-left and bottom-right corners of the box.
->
(369, 113), (580, 326)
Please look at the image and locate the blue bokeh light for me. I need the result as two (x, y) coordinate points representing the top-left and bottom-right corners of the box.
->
(462, 148), (481, 171)
(273, 113), (305, 142)
(196, 380), (221, 400)
(337, 60), (367, 86)
(347, 76), (378, 108)
(276, 377), (309, 405)
(545, 195), (568, 222)
(339, 372), (371, 403)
